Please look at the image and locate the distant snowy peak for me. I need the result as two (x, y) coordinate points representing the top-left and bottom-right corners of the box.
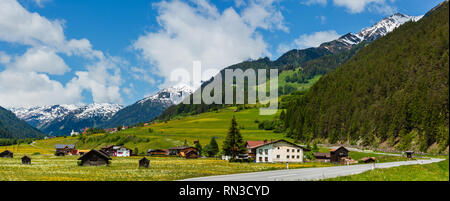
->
(10, 103), (123, 127)
(138, 84), (194, 105)
(356, 13), (422, 42)
(321, 13), (422, 52)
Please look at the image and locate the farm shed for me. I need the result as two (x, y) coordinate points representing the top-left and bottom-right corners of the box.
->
(78, 150), (112, 166)
(330, 146), (349, 163)
(361, 157), (376, 163)
(22, 156), (31, 165)
(314, 152), (330, 163)
(405, 151), (414, 158)
(147, 149), (168, 156)
(139, 157), (150, 168)
(0, 150), (13, 158)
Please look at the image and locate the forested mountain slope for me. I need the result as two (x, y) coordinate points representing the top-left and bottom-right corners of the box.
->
(284, 2), (449, 153)
(0, 106), (43, 139)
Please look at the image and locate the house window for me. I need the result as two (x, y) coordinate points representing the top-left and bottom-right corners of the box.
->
(287, 155), (290, 159)
(277, 155), (280, 159)
(259, 157), (262, 162)
(297, 155), (300, 159)
(265, 157), (268, 162)
(292, 149), (295, 152)
(297, 149), (300, 152)
(292, 155), (295, 159)
(264, 149), (268, 154)
(287, 149), (289, 152)
(277, 147), (280, 149)
(259, 149), (263, 154)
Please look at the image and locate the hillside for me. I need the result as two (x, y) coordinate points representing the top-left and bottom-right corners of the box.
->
(284, 2), (449, 153)
(32, 107), (284, 153)
(157, 12), (419, 121)
(0, 106), (43, 139)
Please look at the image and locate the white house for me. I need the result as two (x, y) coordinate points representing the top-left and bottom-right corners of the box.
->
(253, 140), (309, 163)
(113, 146), (132, 157)
(70, 130), (80, 136)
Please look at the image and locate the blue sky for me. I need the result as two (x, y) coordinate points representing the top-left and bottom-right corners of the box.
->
(0, 0), (443, 107)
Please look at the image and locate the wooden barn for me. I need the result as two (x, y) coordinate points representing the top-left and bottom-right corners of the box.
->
(330, 146), (349, 163)
(22, 156), (31, 165)
(77, 150), (111, 166)
(139, 157), (150, 168)
(313, 152), (330, 163)
(184, 150), (199, 159)
(0, 150), (13, 158)
(405, 151), (414, 158)
(147, 149), (169, 156)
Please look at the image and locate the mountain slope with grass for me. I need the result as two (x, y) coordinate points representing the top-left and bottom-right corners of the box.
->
(284, 2), (449, 153)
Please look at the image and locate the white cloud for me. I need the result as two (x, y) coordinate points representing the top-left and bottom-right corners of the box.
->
(301, 0), (327, 6)
(294, 30), (340, 49)
(277, 30), (340, 55)
(0, 0), (124, 107)
(8, 47), (69, 75)
(32, 0), (51, 7)
(333, 0), (396, 14)
(133, 0), (286, 87)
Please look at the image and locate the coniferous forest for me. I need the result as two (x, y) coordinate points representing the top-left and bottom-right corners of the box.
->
(284, 2), (449, 153)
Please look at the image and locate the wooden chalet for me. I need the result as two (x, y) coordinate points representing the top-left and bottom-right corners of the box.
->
(100, 145), (132, 157)
(21, 156), (31, 165)
(168, 146), (198, 157)
(147, 149), (169, 156)
(330, 146), (349, 163)
(78, 150), (112, 166)
(0, 150), (13, 158)
(55, 144), (76, 155)
(139, 157), (150, 168)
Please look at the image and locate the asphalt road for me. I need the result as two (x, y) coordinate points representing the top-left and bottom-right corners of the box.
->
(182, 158), (445, 181)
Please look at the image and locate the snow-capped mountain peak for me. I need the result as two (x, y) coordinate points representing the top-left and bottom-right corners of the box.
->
(138, 84), (194, 105)
(320, 12), (422, 53)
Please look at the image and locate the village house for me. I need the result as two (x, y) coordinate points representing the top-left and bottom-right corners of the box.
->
(147, 149), (169, 156)
(253, 139), (310, 163)
(168, 146), (198, 157)
(0, 150), (13, 158)
(55, 144), (76, 155)
(78, 150), (111, 166)
(246, 140), (268, 158)
(184, 150), (199, 159)
(100, 145), (132, 157)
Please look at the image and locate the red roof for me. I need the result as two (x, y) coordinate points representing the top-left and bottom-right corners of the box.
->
(246, 141), (266, 148)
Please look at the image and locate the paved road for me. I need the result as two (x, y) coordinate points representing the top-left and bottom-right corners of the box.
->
(182, 158), (445, 181)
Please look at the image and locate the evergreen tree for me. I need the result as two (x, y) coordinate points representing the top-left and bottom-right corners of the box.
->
(194, 141), (203, 156)
(222, 116), (246, 159)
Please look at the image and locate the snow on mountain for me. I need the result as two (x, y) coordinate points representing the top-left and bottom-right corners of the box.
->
(10, 103), (123, 128)
(138, 84), (194, 105)
(320, 13), (422, 52)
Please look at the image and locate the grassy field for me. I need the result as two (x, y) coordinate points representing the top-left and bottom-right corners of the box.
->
(325, 159), (449, 181)
(0, 154), (333, 181)
(26, 107), (288, 153)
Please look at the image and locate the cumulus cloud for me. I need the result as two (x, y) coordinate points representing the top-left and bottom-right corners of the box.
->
(0, 0), (124, 107)
(333, 0), (396, 14)
(133, 0), (286, 88)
